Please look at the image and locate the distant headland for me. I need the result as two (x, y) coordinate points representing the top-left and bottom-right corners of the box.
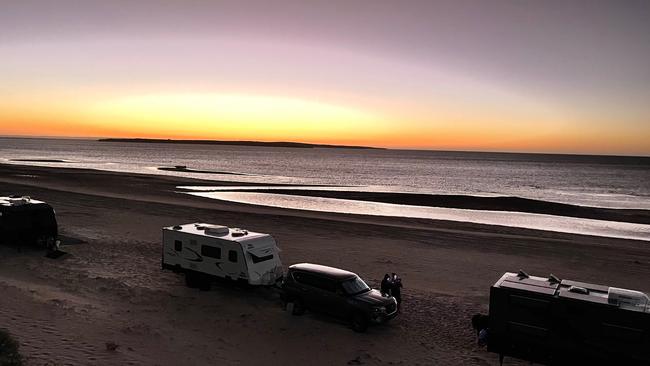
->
(98, 138), (382, 150)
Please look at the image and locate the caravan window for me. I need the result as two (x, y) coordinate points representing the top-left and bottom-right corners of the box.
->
(250, 253), (273, 264)
(228, 250), (238, 263)
(201, 245), (221, 259)
(174, 240), (182, 251)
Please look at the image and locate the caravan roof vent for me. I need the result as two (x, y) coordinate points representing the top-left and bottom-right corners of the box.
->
(172, 225), (182, 230)
(8, 196), (31, 206)
(569, 286), (589, 295)
(203, 225), (229, 236)
(608, 287), (650, 312)
(230, 228), (248, 237)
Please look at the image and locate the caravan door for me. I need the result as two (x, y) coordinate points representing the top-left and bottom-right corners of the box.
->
(220, 240), (246, 280)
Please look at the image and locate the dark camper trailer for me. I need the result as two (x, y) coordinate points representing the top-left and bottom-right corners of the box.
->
(488, 271), (650, 365)
(0, 196), (59, 250)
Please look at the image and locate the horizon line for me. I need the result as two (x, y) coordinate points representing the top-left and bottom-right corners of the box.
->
(1, 134), (649, 158)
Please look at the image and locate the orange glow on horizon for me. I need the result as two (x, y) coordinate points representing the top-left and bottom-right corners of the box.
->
(1, 93), (648, 156)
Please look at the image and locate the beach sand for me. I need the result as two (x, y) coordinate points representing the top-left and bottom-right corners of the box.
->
(1, 163), (649, 365)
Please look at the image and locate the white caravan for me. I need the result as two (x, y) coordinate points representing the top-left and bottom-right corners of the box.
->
(162, 223), (283, 286)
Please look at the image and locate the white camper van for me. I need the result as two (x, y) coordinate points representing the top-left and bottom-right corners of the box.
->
(162, 223), (283, 287)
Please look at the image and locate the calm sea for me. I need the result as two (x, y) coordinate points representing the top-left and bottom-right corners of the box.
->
(2, 137), (649, 210)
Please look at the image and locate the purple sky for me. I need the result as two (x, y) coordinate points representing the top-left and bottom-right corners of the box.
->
(1, 0), (649, 153)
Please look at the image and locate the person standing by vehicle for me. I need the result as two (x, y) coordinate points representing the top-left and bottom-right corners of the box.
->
(380, 273), (392, 296)
(391, 273), (403, 307)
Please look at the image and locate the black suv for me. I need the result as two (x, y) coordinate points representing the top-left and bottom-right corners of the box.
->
(282, 263), (398, 332)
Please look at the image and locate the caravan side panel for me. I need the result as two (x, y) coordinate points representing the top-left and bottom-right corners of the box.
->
(162, 229), (248, 281)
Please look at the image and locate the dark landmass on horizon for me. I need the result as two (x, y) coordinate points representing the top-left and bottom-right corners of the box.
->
(202, 188), (650, 225)
(98, 138), (383, 150)
(2, 136), (648, 158)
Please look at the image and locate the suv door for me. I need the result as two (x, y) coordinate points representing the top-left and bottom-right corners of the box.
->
(294, 272), (340, 312)
(290, 271), (321, 310)
(309, 276), (340, 316)
(329, 283), (353, 318)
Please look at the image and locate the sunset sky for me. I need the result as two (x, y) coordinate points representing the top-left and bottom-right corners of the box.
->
(1, 0), (649, 154)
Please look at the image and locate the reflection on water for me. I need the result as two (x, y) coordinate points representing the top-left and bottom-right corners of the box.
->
(185, 191), (650, 242)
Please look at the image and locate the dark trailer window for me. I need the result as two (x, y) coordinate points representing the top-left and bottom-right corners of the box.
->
(228, 250), (238, 263)
(250, 253), (273, 264)
(201, 245), (221, 259)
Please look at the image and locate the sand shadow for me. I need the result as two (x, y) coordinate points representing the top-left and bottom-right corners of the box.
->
(0, 235), (85, 259)
(58, 235), (86, 246)
(191, 276), (395, 334)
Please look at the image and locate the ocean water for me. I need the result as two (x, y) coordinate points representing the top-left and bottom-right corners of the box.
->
(2, 138), (649, 207)
(1, 137), (649, 240)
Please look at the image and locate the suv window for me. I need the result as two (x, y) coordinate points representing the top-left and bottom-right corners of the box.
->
(293, 272), (336, 292)
(201, 245), (221, 259)
(341, 276), (370, 295)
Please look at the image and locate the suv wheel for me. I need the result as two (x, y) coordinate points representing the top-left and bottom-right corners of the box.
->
(36, 235), (49, 248)
(291, 298), (306, 316)
(351, 312), (368, 333)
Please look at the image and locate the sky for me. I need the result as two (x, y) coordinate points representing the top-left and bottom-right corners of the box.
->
(1, 0), (649, 155)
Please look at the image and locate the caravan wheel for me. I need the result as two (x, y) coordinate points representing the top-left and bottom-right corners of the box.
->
(198, 276), (211, 291)
(185, 272), (200, 288)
